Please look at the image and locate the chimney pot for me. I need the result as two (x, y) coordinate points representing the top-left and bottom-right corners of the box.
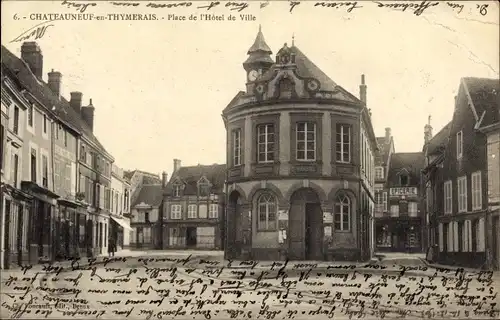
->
(48, 70), (62, 98)
(173, 159), (181, 173)
(70, 91), (83, 113)
(359, 74), (367, 105)
(385, 127), (391, 144)
(81, 99), (95, 132)
(21, 42), (43, 78)
(162, 171), (169, 188)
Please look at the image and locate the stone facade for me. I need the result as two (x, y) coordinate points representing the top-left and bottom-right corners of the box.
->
(223, 28), (377, 262)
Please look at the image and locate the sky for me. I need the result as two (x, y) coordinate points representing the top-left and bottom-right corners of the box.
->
(1, 0), (499, 177)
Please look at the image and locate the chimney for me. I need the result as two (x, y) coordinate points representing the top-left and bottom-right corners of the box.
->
(162, 171), (168, 188)
(48, 69), (62, 98)
(385, 127), (391, 144)
(21, 42), (43, 78)
(81, 98), (95, 131)
(424, 115), (433, 144)
(173, 159), (181, 173)
(70, 91), (82, 113)
(359, 74), (367, 105)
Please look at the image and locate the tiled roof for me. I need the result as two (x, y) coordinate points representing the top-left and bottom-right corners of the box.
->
(123, 169), (160, 184)
(463, 77), (500, 128)
(1, 45), (110, 156)
(259, 45), (338, 92)
(166, 164), (226, 196)
(426, 122), (451, 155)
(132, 184), (163, 207)
(247, 26), (272, 54)
(387, 152), (425, 187)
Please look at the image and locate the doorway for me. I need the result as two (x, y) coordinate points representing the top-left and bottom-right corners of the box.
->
(186, 227), (197, 247)
(305, 203), (323, 260)
(289, 188), (323, 260)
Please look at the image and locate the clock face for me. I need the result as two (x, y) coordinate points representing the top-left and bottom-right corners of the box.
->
(248, 70), (259, 81)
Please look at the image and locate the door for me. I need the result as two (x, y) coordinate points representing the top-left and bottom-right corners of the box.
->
(186, 227), (197, 247)
(305, 203), (323, 260)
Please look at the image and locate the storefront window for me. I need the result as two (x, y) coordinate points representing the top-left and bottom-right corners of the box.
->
(376, 225), (392, 247)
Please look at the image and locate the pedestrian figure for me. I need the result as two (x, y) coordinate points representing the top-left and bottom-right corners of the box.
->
(108, 236), (116, 257)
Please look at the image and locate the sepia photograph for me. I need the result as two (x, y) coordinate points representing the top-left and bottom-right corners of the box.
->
(0, 0), (499, 319)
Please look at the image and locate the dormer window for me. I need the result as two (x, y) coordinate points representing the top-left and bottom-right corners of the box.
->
(400, 174), (409, 186)
(278, 78), (294, 98)
(198, 176), (211, 197)
(173, 183), (182, 197)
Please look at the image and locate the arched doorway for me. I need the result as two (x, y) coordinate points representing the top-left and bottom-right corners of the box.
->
(289, 188), (323, 260)
(225, 191), (244, 260)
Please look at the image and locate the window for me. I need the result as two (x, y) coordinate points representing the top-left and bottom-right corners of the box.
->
(408, 202), (418, 217)
(12, 154), (19, 188)
(144, 212), (150, 223)
(336, 124), (350, 163)
(209, 204), (218, 218)
(296, 122), (316, 161)
(27, 104), (33, 127)
(42, 154), (48, 188)
(399, 174), (409, 186)
(64, 130), (68, 147)
(187, 204), (197, 218)
(456, 130), (463, 159)
(13, 106), (19, 134)
(375, 167), (384, 180)
(382, 192), (388, 212)
(233, 129), (241, 166)
(80, 145), (86, 161)
(462, 220), (472, 252)
(171, 204), (182, 219)
(257, 124), (275, 163)
(438, 223), (444, 252)
(43, 114), (47, 134)
(476, 218), (485, 252)
(390, 205), (399, 217)
(30, 148), (37, 183)
(104, 188), (110, 210)
(471, 171), (482, 211)
(444, 180), (452, 214)
(173, 184), (182, 197)
(198, 182), (210, 197)
(457, 176), (467, 213)
(257, 193), (277, 230)
(56, 125), (59, 140)
(0, 125), (4, 170)
(334, 194), (350, 231)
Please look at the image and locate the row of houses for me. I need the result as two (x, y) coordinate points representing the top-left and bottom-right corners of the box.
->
(422, 77), (500, 270)
(1, 42), (132, 269)
(127, 161), (226, 251)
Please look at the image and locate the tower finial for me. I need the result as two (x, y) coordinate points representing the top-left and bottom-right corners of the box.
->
(292, 33), (295, 46)
(259, 24), (262, 33)
(428, 115), (431, 126)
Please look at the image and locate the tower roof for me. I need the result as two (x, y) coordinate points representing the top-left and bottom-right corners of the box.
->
(247, 25), (272, 55)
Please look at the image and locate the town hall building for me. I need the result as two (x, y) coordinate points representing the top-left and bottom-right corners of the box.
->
(222, 27), (378, 261)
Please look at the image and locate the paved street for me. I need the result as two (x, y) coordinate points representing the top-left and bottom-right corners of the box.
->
(1, 251), (499, 320)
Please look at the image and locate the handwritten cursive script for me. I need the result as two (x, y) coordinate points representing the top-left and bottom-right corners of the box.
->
(10, 20), (55, 43)
(1, 256), (499, 320)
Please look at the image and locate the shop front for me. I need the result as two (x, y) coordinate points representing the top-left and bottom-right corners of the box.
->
(109, 214), (133, 252)
(55, 199), (88, 260)
(376, 218), (422, 253)
(21, 181), (59, 264)
(2, 184), (33, 269)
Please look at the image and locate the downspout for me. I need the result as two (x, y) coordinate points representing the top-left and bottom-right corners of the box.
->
(358, 109), (363, 261)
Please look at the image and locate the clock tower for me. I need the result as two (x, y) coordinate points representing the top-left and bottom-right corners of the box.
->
(243, 25), (274, 94)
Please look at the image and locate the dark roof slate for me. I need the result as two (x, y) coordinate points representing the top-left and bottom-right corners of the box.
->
(132, 184), (163, 207)
(166, 164), (226, 196)
(387, 152), (425, 187)
(425, 122), (451, 155)
(463, 77), (500, 128)
(259, 45), (338, 92)
(1, 45), (110, 156)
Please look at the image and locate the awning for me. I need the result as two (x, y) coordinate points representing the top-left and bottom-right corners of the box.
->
(110, 215), (133, 231)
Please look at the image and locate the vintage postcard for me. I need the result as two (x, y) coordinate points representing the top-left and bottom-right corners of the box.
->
(0, 0), (499, 319)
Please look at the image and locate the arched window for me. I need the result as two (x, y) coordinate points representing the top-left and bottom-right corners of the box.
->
(334, 194), (351, 231)
(257, 193), (277, 231)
